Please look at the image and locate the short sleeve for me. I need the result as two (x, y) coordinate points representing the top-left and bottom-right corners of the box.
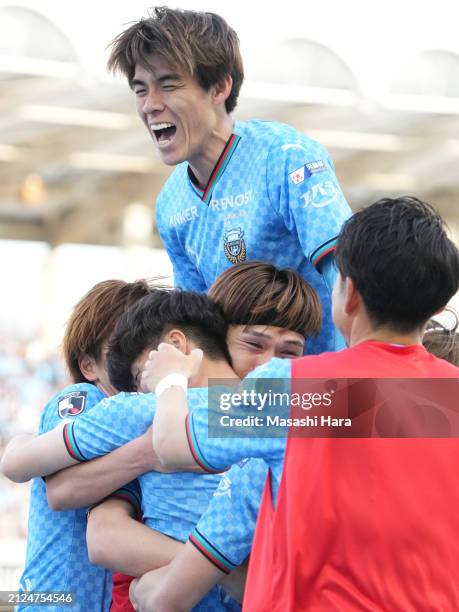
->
(265, 138), (351, 271)
(190, 458), (268, 572)
(109, 479), (142, 518)
(186, 359), (290, 472)
(40, 383), (106, 434)
(63, 392), (156, 462)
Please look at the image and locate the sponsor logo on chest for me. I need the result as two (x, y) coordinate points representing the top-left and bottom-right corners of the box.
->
(209, 190), (253, 212)
(169, 205), (199, 228)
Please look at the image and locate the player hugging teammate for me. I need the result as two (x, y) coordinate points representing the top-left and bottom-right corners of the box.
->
(2, 5), (459, 612)
(2, 262), (322, 611)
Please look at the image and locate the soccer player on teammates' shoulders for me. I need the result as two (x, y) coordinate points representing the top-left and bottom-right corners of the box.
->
(107, 6), (351, 354)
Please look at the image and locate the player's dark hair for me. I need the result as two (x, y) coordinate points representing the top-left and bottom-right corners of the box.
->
(108, 290), (231, 391)
(107, 6), (244, 113)
(62, 279), (155, 384)
(209, 262), (322, 338)
(423, 308), (459, 366)
(334, 196), (459, 332)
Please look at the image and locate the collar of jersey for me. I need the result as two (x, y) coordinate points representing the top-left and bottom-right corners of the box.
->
(187, 132), (241, 205)
(358, 340), (426, 353)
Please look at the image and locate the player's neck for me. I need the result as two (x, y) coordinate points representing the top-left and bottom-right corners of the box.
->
(189, 356), (239, 388)
(348, 318), (424, 348)
(188, 116), (234, 188)
(95, 380), (117, 397)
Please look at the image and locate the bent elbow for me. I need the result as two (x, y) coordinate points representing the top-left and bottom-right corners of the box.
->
(152, 431), (176, 468)
(47, 497), (64, 512)
(86, 515), (118, 570)
(46, 487), (69, 511)
(87, 540), (106, 567)
(0, 455), (28, 483)
(86, 528), (110, 567)
(156, 445), (176, 470)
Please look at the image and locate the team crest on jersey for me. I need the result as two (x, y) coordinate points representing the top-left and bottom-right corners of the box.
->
(58, 391), (87, 419)
(223, 227), (247, 264)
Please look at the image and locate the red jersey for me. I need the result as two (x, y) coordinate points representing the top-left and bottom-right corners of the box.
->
(110, 572), (135, 612)
(244, 342), (459, 611)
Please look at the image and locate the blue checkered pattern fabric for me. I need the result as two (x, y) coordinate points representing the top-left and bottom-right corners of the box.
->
(156, 120), (351, 354)
(193, 458), (268, 567)
(188, 358), (291, 498)
(69, 389), (224, 539)
(69, 388), (237, 611)
(17, 383), (112, 612)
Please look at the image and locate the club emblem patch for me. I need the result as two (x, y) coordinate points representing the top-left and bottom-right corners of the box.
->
(58, 391), (87, 419)
(223, 227), (246, 264)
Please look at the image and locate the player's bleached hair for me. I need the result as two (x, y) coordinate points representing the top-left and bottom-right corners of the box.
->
(334, 196), (459, 331)
(62, 279), (156, 384)
(209, 262), (322, 338)
(107, 6), (244, 113)
(423, 308), (459, 366)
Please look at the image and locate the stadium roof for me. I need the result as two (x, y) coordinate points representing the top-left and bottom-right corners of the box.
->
(1, 0), (459, 247)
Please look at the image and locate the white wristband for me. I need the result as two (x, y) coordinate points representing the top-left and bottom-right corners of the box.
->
(155, 373), (188, 398)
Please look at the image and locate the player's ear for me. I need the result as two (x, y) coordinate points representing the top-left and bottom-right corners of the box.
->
(212, 75), (232, 106)
(78, 354), (98, 381)
(161, 329), (187, 354)
(343, 277), (361, 315)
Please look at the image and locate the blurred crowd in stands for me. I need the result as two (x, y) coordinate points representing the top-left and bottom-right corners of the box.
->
(0, 332), (67, 538)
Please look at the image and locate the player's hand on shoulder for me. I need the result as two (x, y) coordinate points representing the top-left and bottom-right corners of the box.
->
(140, 342), (203, 392)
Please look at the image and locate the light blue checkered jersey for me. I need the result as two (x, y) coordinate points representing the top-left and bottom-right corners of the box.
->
(67, 388), (237, 612)
(17, 383), (112, 612)
(156, 120), (351, 354)
(187, 358), (291, 497)
(192, 458), (268, 572)
(186, 358), (293, 577)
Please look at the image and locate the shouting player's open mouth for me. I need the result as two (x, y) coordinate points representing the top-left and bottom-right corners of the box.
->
(150, 122), (177, 147)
